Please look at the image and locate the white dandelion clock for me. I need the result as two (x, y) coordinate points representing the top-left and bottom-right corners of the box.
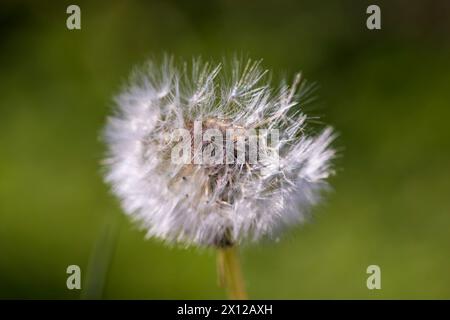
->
(103, 57), (336, 298)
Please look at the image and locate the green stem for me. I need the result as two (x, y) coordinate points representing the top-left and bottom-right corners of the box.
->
(217, 246), (248, 299)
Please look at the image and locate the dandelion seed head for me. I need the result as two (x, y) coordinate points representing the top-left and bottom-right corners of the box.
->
(103, 57), (336, 247)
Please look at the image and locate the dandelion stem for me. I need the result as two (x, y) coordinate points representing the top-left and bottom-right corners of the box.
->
(217, 246), (248, 300)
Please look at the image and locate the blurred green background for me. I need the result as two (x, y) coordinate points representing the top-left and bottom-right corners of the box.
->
(1, 0), (450, 299)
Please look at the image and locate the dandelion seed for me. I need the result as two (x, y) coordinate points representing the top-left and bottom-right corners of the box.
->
(103, 57), (336, 299)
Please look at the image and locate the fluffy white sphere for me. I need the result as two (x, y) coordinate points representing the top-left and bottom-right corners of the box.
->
(103, 57), (335, 247)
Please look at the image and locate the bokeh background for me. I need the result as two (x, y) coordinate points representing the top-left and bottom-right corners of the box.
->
(1, 0), (450, 299)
